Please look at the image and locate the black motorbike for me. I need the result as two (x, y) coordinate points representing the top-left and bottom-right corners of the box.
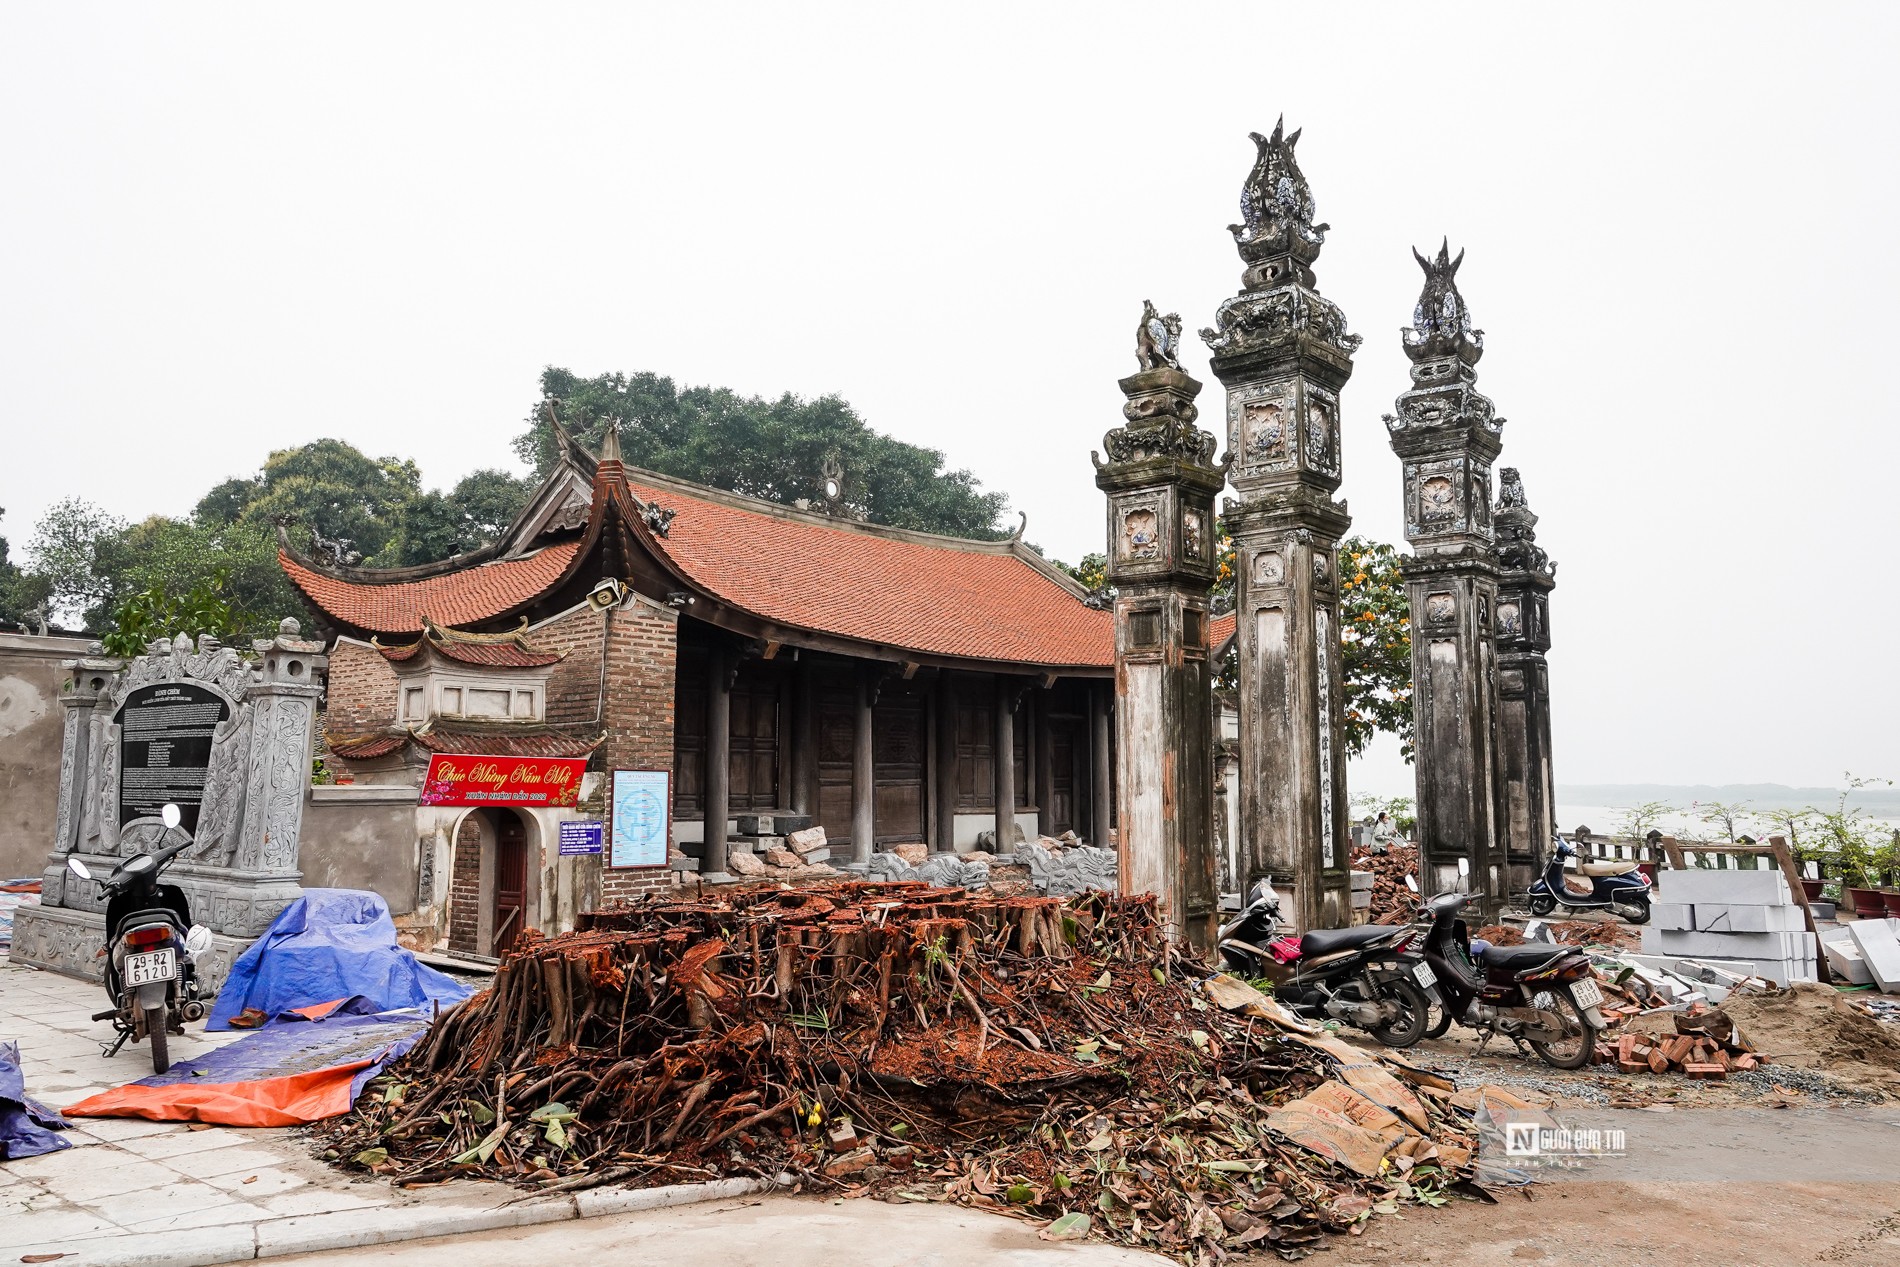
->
(1411, 889), (1607, 1069)
(66, 803), (212, 1074)
(1217, 879), (1434, 1047)
(1525, 833), (1652, 923)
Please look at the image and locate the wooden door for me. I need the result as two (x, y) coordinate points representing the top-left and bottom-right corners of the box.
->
(729, 665), (781, 810)
(874, 688), (926, 843)
(492, 812), (527, 957)
(814, 672), (856, 844)
(1047, 714), (1077, 836)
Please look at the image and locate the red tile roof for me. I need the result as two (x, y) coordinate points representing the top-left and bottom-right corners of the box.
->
(326, 733), (406, 760)
(619, 476), (1111, 669)
(1211, 612), (1237, 655)
(410, 724), (604, 758)
(281, 540), (582, 636)
(378, 628), (563, 668)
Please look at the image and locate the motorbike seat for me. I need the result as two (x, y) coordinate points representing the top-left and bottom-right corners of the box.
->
(1575, 860), (1629, 877)
(1481, 943), (1574, 973)
(1298, 924), (1396, 959)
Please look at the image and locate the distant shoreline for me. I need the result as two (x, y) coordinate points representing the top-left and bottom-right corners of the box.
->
(1559, 783), (1900, 815)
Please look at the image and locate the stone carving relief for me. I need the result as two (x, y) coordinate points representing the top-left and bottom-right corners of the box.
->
(1303, 392), (1338, 477)
(1135, 300), (1184, 372)
(1201, 287), (1361, 358)
(1419, 476), (1457, 521)
(1312, 552), (1331, 584)
(1251, 551), (1285, 586)
(1121, 507), (1161, 561)
(1315, 608), (1335, 870)
(1099, 414), (1218, 466)
(1497, 601), (1522, 637)
(1182, 509), (1205, 560)
(1425, 592), (1457, 625)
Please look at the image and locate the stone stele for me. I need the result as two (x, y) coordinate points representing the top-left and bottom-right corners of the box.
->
(10, 620), (326, 993)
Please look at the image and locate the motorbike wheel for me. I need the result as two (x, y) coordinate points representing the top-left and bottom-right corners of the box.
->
(1526, 988), (1597, 1070)
(147, 1006), (170, 1075)
(1365, 976), (1431, 1048)
(1422, 996), (1454, 1040)
(1616, 896), (1651, 925)
(1527, 893), (1556, 917)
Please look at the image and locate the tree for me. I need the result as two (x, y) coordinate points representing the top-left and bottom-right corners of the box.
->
(1613, 801), (1675, 842)
(1337, 538), (1412, 760)
(90, 516), (304, 643)
(21, 498), (126, 629)
(384, 469), (537, 566)
(0, 506), (48, 627)
(197, 439), (423, 564)
(519, 368), (1008, 538)
(1690, 800), (1756, 845)
(100, 570), (249, 658)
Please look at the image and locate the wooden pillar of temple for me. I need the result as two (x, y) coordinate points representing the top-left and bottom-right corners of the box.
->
(1089, 681), (1112, 848)
(933, 671), (957, 853)
(790, 655), (814, 817)
(1034, 685), (1054, 839)
(703, 643), (732, 880)
(852, 667), (876, 864)
(993, 675), (1016, 851)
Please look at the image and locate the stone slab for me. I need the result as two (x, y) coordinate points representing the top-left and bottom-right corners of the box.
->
(1824, 937), (1874, 986)
(734, 813), (811, 837)
(1651, 901), (1695, 930)
(1655, 868), (1790, 906)
(1642, 926), (1813, 962)
(10, 903), (253, 993)
(1693, 902), (1806, 934)
(1846, 918), (1900, 993)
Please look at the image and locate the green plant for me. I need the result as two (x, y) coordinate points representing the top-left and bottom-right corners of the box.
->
(1614, 802), (1675, 842)
(1690, 800), (1756, 845)
(1810, 774), (1894, 889)
(99, 569), (249, 658)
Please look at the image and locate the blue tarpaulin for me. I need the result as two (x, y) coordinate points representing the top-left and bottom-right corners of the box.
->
(208, 889), (472, 1031)
(1, 1040), (70, 1161)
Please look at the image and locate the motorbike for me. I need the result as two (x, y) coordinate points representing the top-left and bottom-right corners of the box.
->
(1217, 878), (1435, 1047)
(1411, 889), (1607, 1069)
(65, 803), (213, 1074)
(1526, 833), (1651, 923)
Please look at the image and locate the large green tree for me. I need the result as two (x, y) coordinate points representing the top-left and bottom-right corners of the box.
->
(383, 468), (538, 566)
(196, 438), (424, 564)
(519, 368), (1008, 538)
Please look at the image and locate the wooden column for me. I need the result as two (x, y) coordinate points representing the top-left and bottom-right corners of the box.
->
(852, 667), (876, 864)
(703, 644), (732, 879)
(1034, 685), (1055, 839)
(1089, 682), (1112, 848)
(933, 671), (957, 853)
(790, 655), (814, 816)
(993, 675), (1016, 851)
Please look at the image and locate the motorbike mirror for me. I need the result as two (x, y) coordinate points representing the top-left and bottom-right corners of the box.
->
(1456, 857), (1469, 877)
(1403, 874), (1418, 893)
(184, 924), (213, 955)
(161, 803), (183, 830)
(66, 856), (93, 881)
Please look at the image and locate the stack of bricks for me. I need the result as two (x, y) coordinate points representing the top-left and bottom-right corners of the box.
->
(1599, 1030), (1761, 1080)
(1640, 867), (1818, 986)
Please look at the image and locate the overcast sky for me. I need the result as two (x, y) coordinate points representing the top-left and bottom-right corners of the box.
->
(2, 4), (1895, 796)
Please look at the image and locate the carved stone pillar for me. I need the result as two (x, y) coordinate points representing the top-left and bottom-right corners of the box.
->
(1093, 329), (1223, 951)
(39, 652), (116, 907)
(1383, 242), (1506, 909)
(1493, 469), (1558, 893)
(1201, 120), (1359, 933)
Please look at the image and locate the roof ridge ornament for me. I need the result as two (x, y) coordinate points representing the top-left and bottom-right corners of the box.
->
(597, 419), (624, 465)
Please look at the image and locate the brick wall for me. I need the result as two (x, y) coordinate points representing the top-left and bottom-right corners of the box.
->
(598, 598), (678, 904)
(529, 605), (608, 728)
(326, 639), (400, 732)
(449, 813), (482, 953)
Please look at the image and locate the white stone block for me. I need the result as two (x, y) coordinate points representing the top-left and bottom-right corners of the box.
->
(1651, 901), (1695, 930)
(1643, 927), (1813, 962)
(1846, 918), (1900, 993)
(1825, 938), (1874, 986)
(1693, 902), (1805, 934)
(1655, 868), (1790, 906)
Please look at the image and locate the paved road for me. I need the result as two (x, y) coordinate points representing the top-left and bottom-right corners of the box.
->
(272, 1194), (1171, 1267)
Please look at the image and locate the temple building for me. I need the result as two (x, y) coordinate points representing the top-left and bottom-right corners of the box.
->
(282, 424), (1167, 955)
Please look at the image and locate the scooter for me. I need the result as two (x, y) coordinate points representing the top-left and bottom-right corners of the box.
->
(66, 803), (213, 1074)
(1526, 833), (1651, 923)
(1217, 878), (1435, 1047)
(1410, 888), (1607, 1069)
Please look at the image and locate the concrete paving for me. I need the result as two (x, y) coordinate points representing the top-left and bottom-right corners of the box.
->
(270, 1193), (1171, 1267)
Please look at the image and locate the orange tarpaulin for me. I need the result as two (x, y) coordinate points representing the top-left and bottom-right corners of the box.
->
(62, 1060), (376, 1128)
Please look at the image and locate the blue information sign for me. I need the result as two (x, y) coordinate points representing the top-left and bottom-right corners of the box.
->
(557, 820), (604, 856)
(610, 769), (671, 868)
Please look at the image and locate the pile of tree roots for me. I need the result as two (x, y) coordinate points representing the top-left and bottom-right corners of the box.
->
(320, 881), (1508, 1263)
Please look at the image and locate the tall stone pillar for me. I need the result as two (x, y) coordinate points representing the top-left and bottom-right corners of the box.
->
(1383, 242), (1506, 908)
(1093, 309), (1223, 950)
(1493, 468), (1558, 893)
(1200, 120), (1359, 932)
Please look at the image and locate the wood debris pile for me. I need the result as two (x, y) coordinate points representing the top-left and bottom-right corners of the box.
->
(1347, 844), (1419, 925)
(319, 881), (1511, 1263)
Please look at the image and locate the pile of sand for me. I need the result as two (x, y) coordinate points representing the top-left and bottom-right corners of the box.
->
(1720, 983), (1900, 1094)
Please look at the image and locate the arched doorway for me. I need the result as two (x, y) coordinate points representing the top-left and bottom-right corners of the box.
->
(491, 811), (527, 956)
(448, 808), (535, 958)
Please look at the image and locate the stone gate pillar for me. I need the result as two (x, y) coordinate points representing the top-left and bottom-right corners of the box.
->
(1383, 242), (1506, 909)
(1493, 468), (1558, 893)
(1200, 120), (1359, 932)
(1093, 310), (1224, 951)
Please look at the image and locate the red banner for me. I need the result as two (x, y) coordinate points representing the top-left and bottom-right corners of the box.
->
(418, 755), (587, 808)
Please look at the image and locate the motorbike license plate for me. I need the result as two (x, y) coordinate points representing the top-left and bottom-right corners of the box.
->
(1571, 977), (1603, 1009)
(1412, 961), (1436, 988)
(124, 948), (176, 987)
